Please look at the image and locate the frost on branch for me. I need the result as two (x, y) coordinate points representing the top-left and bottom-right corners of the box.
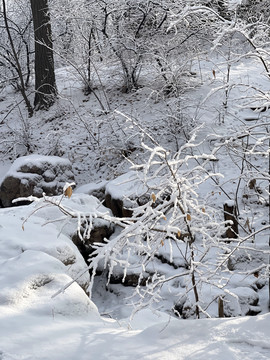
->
(86, 134), (228, 318)
(20, 187), (114, 265)
(20, 127), (270, 319)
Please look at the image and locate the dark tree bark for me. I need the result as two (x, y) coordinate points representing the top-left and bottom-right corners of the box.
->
(223, 202), (239, 239)
(30, 0), (57, 110)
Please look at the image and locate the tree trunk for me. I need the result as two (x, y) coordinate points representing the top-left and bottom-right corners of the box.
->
(223, 201), (239, 239)
(218, 297), (224, 317)
(30, 0), (57, 110)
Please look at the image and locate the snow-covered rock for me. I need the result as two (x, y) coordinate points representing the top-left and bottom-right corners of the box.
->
(75, 180), (108, 202)
(66, 194), (114, 262)
(105, 171), (156, 217)
(0, 204), (91, 302)
(224, 287), (260, 317)
(0, 154), (75, 207)
(32, 193), (114, 263)
(0, 249), (98, 317)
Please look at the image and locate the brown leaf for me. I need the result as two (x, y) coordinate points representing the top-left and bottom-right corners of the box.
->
(64, 186), (73, 198)
(249, 179), (256, 189)
(186, 213), (191, 221)
(151, 193), (156, 203)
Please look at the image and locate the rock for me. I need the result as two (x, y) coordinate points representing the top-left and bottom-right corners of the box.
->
(227, 249), (267, 272)
(72, 224), (114, 263)
(58, 194), (114, 263)
(105, 171), (156, 217)
(181, 299), (197, 319)
(0, 154), (75, 207)
(0, 209), (92, 300)
(0, 249), (98, 317)
(105, 192), (133, 218)
(74, 180), (108, 202)
(109, 271), (149, 287)
(223, 287), (259, 317)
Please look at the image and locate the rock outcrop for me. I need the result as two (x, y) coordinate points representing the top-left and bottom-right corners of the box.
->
(105, 171), (152, 217)
(0, 154), (75, 207)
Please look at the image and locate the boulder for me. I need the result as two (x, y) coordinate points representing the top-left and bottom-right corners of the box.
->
(0, 208), (92, 300)
(105, 192), (133, 218)
(72, 223), (114, 263)
(57, 194), (114, 263)
(74, 180), (108, 202)
(223, 287), (260, 317)
(105, 171), (154, 217)
(0, 154), (75, 207)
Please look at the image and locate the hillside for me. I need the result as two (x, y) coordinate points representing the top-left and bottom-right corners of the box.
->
(1, 1), (270, 358)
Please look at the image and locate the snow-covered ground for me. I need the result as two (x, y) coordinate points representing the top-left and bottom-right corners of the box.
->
(0, 200), (269, 359)
(2, 308), (270, 359)
(1, 18), (270, 358)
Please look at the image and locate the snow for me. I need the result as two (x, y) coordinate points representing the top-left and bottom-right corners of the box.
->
(74, 180), (108, 195)
(105, 171), (144, 200)
(0, 200), (269, 359)
(1, 305), (270, 359)
(3, 154), (71, 178)
(1, 3), (270, 358)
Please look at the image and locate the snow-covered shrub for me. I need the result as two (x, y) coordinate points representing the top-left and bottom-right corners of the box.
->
(18, 130), (222, 317)
(20, 123), (270, 319)
(80, 130), (230, 318)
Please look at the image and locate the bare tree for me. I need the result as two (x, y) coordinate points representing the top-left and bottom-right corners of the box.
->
(1, 0), (33, 116)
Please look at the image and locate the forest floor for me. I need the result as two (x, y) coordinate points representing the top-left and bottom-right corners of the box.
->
(1, 40), (270, 359)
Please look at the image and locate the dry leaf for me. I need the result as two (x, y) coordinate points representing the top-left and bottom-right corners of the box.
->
(212, 69), (216, 78)
(249, 179), (256, 189)
(161, 240), (164, 246)
(202, 207), (205, 213)
(64, 186), (73, 198)
(186, 213), (191, 221)
(177, 230), (181, 238)
(151, 193), (156, 203)
(163, 216), (167, 221)
(22, 224), (24, 231)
